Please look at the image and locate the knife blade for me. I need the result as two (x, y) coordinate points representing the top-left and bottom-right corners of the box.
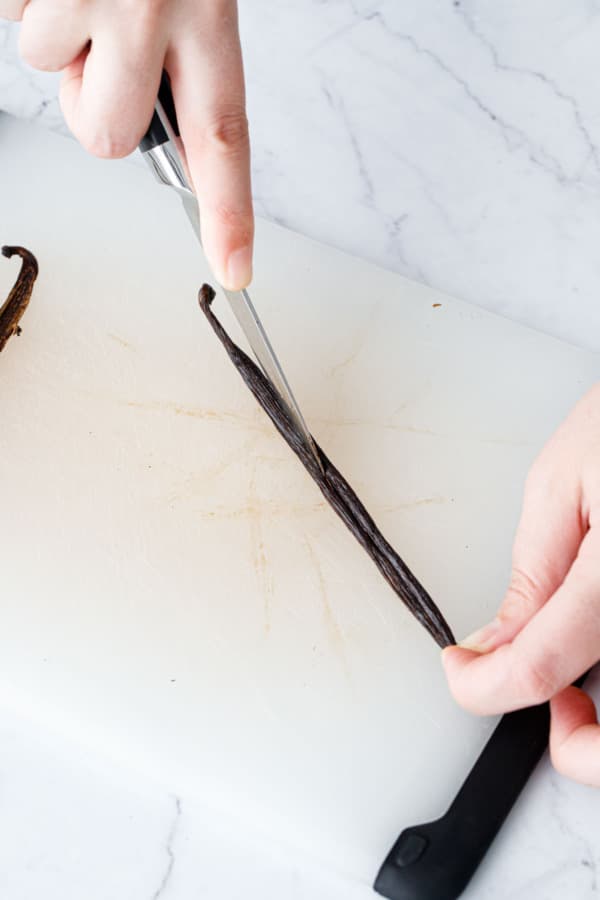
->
(140, 73), (323, 471)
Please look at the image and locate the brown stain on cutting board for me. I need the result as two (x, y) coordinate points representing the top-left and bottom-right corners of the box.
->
(303, 536), (350, 678)
(193, 499), (328, 520)
(125, 398), (532, 447)
(164, 440), (256, 507)
(125, 399), (274, 435)
(164, 440), (328, 517)
(245, 462), (274, 636)
(185, 494), (444, 522)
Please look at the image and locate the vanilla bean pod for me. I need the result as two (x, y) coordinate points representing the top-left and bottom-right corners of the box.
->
(198, 284), (454, 649)
(0, 246), (38, 352)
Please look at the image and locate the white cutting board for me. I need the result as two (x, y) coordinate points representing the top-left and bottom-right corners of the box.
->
(1, 117), (598, 884)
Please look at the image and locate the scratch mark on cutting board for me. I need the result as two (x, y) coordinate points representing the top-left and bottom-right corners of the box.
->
(191, 499), (328, 520)
(258, 531), (272, 635)
(329, 344), (362, 379)
(313, 416), (534, 446)
(165, 439), (256, 506)
(304, 535), (350, 679)
(329, 299), (383, 380)
(314, 417), (441, 436)
(107, 332), (134, 350)
(378, 495), (447, 513)
(413, 705), (444, 734)
(360, 587), (394, 634)
(124, 397), (532, 447)
(244, 462), (274, 635)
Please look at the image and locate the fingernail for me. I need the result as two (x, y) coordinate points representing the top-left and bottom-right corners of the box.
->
(459, 618), (501, 653)
(225, 245), (252, 291)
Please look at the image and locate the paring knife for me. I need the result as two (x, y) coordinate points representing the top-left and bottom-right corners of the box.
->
(139, 72), (322, 471)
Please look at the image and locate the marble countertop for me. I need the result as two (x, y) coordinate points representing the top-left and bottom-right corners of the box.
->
(1, 3), (600, 898)
(1, 673), (600, 900)
(4, 1), (600, 353)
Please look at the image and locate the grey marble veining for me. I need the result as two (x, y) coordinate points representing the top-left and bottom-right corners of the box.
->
(0, 679), (599, 900)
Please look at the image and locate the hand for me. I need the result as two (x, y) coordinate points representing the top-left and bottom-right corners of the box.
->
(442, 383), (600, 786)
(1, 0), (253, 291)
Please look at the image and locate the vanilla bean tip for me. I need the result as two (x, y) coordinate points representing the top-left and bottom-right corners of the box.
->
(1, 245), (39, 275)
(198, 284), (216, 310)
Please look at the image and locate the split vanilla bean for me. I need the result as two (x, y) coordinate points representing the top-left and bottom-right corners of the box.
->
(198, 284), (455, 649)
(0, 246), (38, 352)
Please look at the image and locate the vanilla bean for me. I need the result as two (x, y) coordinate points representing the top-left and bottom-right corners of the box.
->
(0, 246), (39, 352)
(198, 284), (454, 649)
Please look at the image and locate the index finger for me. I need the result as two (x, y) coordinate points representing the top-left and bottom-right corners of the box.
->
(442, 527), (600, 714)
(167, 17), (253, 291)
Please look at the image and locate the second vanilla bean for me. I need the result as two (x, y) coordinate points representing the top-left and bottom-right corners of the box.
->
(0, 246), (39, 352)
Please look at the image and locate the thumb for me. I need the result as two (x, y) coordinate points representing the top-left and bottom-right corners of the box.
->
(458, 453), (584, 653)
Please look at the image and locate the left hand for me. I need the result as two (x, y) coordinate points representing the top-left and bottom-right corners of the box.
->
(442, 383), (600, 786)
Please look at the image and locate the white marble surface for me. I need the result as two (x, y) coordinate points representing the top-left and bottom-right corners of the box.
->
(1, 3), (600, 898)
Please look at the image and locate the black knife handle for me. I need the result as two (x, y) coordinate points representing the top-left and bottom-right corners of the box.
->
(139, 71), (180, 153)
(374, 703), (549, 900)
(374, 673), (589, 900)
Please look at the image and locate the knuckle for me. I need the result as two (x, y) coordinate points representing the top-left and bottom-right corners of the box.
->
(211, 201), (253, 237)
(204, 109), (249, 155)
(549, 741), (570, 777)
(514, 653), (558, 705)
(503, 567), (541, 616)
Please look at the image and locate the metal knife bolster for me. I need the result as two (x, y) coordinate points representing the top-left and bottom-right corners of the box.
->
(140, 73), (189, 196)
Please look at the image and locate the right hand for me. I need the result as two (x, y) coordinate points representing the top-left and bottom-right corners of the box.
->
(1, 0), (254, 290)
(443, 383), (600, 786)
